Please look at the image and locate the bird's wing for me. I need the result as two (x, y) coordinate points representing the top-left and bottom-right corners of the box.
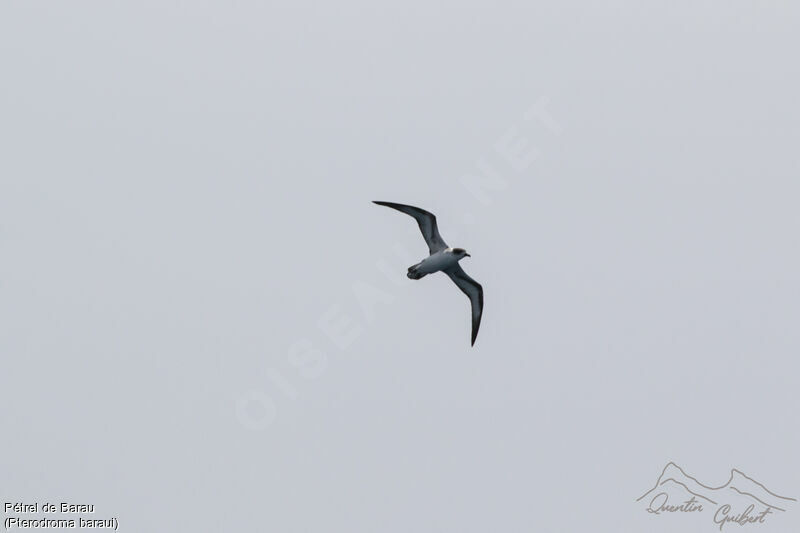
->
(372, 201), (448, 254)
(444, 264), (483, 346)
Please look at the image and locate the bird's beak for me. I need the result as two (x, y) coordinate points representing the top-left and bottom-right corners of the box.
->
(465, 253), (471, 257)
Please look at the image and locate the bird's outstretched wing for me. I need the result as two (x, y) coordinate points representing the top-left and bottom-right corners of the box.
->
(444, 264), (483, 346)
(372, 201), (448, 254)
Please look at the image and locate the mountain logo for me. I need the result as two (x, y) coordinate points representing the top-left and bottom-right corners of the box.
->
(637, 462), (796, 530)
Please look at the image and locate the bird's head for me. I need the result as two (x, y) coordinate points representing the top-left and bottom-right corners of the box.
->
(450, 247), (471, 259)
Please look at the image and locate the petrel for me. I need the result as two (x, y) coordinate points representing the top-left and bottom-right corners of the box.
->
(373, 201), (484, 346)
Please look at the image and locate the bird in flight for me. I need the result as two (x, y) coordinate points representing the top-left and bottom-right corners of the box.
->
(373, 201), (484, 346)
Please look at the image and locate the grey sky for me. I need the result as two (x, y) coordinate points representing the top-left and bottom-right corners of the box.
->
(1, 1), (798, 532)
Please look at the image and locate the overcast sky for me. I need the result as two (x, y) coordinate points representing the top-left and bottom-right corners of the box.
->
(1, 2), (799, 532)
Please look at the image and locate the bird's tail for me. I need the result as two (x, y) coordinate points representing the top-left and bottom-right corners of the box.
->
(407, 263), (427, 280)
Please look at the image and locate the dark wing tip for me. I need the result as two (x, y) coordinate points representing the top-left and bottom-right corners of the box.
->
(471, 284), (483, 347)
(471, 319), (480, 346)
